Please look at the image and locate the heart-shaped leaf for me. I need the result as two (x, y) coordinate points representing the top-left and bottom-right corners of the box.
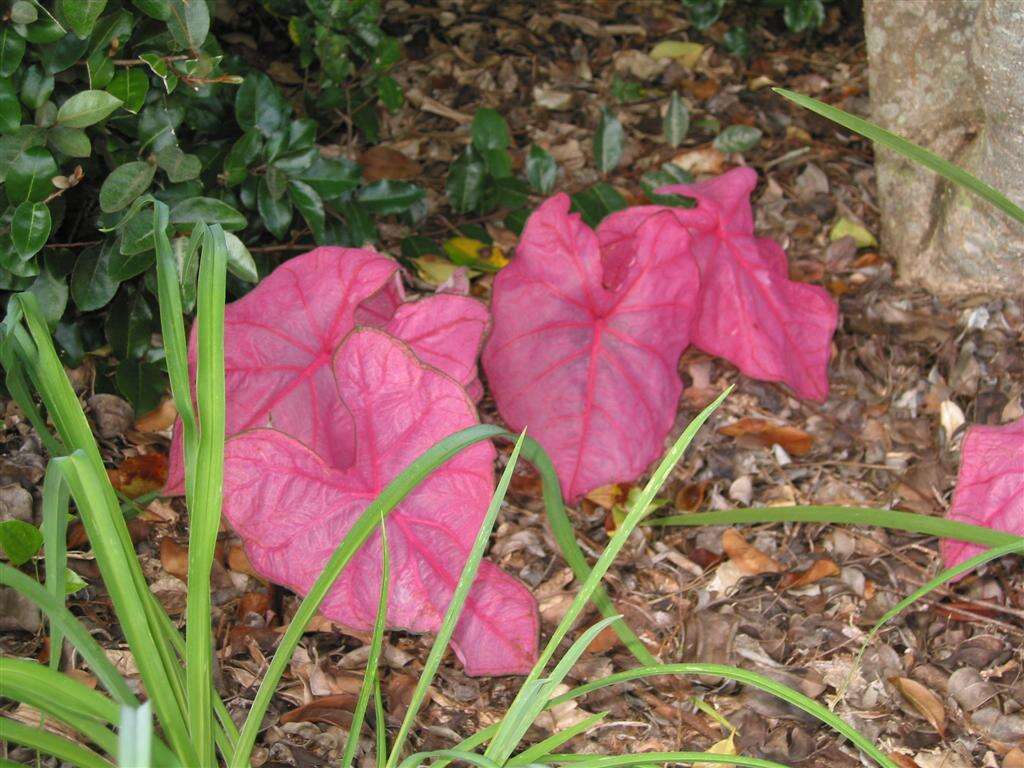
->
(941, 417), (1024, 568)
(223, 329), (538, 676)
(483, 194), (699, 501)
(598, 167), (838, 401)
(164, 248), (488, 495)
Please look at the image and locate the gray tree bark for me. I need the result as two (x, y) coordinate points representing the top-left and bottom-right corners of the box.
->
(865, 0), (1024, 295)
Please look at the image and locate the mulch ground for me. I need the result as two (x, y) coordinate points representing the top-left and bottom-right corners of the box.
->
(2, 3), (1022, 767)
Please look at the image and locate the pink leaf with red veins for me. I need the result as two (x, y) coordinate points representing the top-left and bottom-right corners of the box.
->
(941, 417), (1024, 569)
(483, 194), (699, 502)
(223, 329), (538, 676)
(598, 167), (838, 402)
(164, 248), (487, 495)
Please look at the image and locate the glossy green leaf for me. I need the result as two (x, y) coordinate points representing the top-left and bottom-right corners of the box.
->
(169, 196), (247, 231)
(377, 75), (403, 111)
(471, 107), (510, 151)
(58, 0), (108, 37)
(47, 125), (91, 157)
(99, 161), (156, 213)
(20, 66), (55, 111)
(11, 202), (51, 258)
(115, 359), (165, 414)
(446, 149), (485, 214)
(0, 125), (46, 182)
(570, 182), (627, 227)
(525, 144), (556, 195)
(775, 87), (1024, 225)
(9, 0), (37, 24)
(289, 180), (325, 243)
(106, 68), (149, 114)
(222, 130), (262, 186)
(55, 89), (122, 127)
(223, 231), (257, 283)
(357, 179), (424, 214)
(6, 145), (57, 202)
(234, 72), (289, 138)
(155, 144), (201, 182)
(70, 243), (120, 311)
(27, 267), (68, 329)
(714, 124), (762, 153)
(105, 288), (154, 359)
(594, 107), (624, 173)
(0, 27), (26, 78)
(663, 91), (689, 148)
(257, 177), (292, 239)
(0, 519), (43, 566)
(167, 0), (210, 51)
(297, 155), (360, 198)
(0, 77), (22, 132)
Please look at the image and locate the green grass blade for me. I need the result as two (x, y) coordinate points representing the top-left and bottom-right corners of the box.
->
(646, 505), (1023, 547)
(342, 522), (391, 768)
(0, 715), (114, 768)
(41, 461), (70, 670)
(774, 87), (1024, 225)
(489, 616), (620, 761)
(185, 223), (228, 767)
(385, 431), (528, 767)
(549, 663), (894, 768)
(544, 753), (792, 767)
(0, 563), (136, 706)
(520, 438), (658, 667)
(0, 657), (180, 768)
(1, 656), (119, 723)
(52, 452), (196, 764)
(153, 201), (198, 442)
(486, 389), (732, 763)
(118, 702), (153, 768)
(230, 424), (509, 768)
(396, 750), (504, 768)
(506, 710), (608, 766)
(0, 336), (64, 456)
(374, 678), (387, 768)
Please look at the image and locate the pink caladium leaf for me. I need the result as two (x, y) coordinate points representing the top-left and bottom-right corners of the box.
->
(483, 194), (699, 502)
(655, 167), (837, 401)
(164, 248), (487, 495)
(941, 417), (1024, 569)
(223, 329), (538, 676)
(598, 167), (839, 402)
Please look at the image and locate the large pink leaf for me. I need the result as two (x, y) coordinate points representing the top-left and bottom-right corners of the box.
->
(483, 194), (699, 502)
(223, 329), (538, 676)
(655, 167), (838, 401)
(164, 248), (487, 495)
(941, 417), (1024, 568)
(598, 167), (839, 402)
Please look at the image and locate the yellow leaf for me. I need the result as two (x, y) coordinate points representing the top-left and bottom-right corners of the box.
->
(650, 40), (705, 69)
(829, 217), (877, 248)
(412, 254), (460, 286)
(695, 730), (738, 768)
(443, 237), (507, 270)
(287, 18), (301, 46)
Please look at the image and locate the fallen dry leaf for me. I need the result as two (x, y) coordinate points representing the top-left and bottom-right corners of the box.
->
(359, 145), (421, 182)
(227, 544), (260, 578)
(650, 40), (705, 69)
(721, 529), (783, 575)
(695, 730), (738, 768)
(1004, 748), (1024, 768)
(891, 677), (947, 736)
(107, 453), (168, 498)
(134, 397), (177, 433)
(718, 418), (814, 456)
(886, 754), (921, 768)
(669, 145), (725, 175)
(778, 558), (841, 590)
(159, 537), (189, 582)
(279, 694), (357, 727)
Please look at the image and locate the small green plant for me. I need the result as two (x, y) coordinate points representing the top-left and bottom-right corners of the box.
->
(682, 0), (831, 58)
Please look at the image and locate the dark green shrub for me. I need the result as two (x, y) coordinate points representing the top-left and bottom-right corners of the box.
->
(0, 0), (419, 412)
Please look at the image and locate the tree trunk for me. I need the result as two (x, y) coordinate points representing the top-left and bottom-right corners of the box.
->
(865, 0), (1024, 295)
